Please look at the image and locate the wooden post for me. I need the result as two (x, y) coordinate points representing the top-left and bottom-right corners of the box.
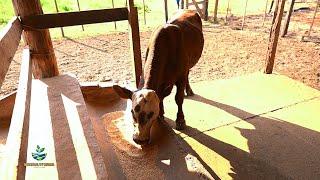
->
(307, 0), (319, 37)
(180, 0), (185, 9)
(164, 0), (168, 22)
(53, 0), (65, 37)
(127, 0), (142, 87)
(281, 0), (295, 37)
(111, 0), (117, 30)
(265, 0), (286, 74)
(204, 0), (209, 21)
(76, 0), (85, 31)
(13, 0), (59, 78)
(213, 0), (219, 23)
(241, 0), (249, 30)
(225, 0), (231, 22)
(143, 0), (146, 25)
(263, 0), (269, 26)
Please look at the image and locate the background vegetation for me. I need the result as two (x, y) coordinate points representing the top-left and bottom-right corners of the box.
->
(0, 0), (314, 38)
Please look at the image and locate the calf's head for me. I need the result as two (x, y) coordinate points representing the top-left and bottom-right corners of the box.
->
(113, 85), (160, 145)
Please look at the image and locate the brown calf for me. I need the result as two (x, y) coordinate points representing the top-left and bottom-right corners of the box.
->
(113, 10), (204, 145)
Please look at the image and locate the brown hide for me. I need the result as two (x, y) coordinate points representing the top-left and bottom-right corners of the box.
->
(143, 10), (204, 96)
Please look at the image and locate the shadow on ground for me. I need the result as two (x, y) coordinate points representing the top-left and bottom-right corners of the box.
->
(162, 94), (320, 179)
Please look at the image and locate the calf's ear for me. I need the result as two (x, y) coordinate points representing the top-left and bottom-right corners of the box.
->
(113, 85), (133, 99)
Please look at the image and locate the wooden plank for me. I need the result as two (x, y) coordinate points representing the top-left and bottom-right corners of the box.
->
(22, 8), (129, 29)
(0, 91), (16, 121)
(265, 0), (286, 74)
(0, 48), (32, 180)
(127, 0), (143, 88)
(0, 17), (22, 89)
(26, 74), (108, 179)
(13, 0), (59, 79)
(281, 0), (295, 37)
(80, 82), (120, 103)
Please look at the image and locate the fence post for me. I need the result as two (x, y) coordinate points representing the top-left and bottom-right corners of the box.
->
(12, 0), (59, 78)
(265, 0), (286, 74)
(127, 0), (142, 87)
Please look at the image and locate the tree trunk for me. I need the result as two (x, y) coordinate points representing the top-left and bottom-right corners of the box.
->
(12, 0), (59, 78)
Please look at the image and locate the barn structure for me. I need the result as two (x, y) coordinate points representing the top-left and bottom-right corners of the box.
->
(0, 0), (319, 179)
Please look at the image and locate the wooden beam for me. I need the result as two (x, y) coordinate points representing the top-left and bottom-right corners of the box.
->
(213, 0), (219, 23)
(127, 0), (142, 88)
(0, 17), (22, 89)
(0, 48), (32, 180)
(281, 0), (295, 37)
(12, 0), (59, 79)
(265, 0), (286, 74)
(22, 8), (129, 29)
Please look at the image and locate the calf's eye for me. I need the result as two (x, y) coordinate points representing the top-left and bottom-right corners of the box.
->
(134, 105), (141, 112)
(147, 112), (154, 119)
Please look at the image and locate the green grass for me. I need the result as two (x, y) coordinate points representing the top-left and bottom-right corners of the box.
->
(1, 0), (311, 39)
(0, 0), (178, 38)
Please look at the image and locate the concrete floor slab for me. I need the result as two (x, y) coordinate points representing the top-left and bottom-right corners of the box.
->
(181, 97), (320, 180)
(163, 72), (320, 136)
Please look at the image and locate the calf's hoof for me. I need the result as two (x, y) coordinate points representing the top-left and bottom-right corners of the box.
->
(186, 89), (195, 96)
(176, 120), (186, 130)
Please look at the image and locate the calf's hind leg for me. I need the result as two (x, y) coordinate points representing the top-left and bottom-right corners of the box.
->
(175, 78), (187, 130)
(186, 70), (194, 96)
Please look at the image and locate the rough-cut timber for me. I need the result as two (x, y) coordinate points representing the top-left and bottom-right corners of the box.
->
(22, 8), (129, 29)
(0, 49), (32, 180)
(127, 0), (142, 88)
(12, 0), (59, 79)
(0, 17), (22, 89)
(26, 74), (107, 179)
(281, 0), (295, 37)
(265, 0), (286, 74)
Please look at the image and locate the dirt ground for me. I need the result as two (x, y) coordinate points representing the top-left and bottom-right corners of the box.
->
(1, 9), (319, 98)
